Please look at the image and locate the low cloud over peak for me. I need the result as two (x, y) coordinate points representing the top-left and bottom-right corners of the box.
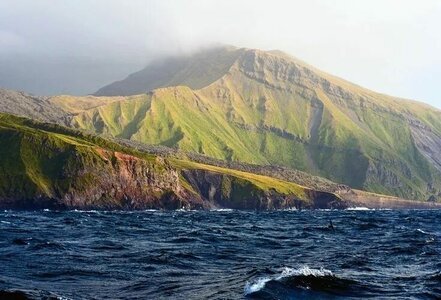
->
(0, 0), (440, 108)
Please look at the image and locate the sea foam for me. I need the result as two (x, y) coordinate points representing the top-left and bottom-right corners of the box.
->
(244, 266), (333, 295)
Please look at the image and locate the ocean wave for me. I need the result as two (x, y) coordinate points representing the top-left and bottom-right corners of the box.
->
(244, 266), (363, 297)
(245, 266), (333, 295)
(416, 228), (430, 235)
(346, 207), (371, 211)
(175, 208), (198, 212)
(2, 210), (440, 298)
(0, 289), (72, 300)
(279, 207), (299, 211)
(210, 208), (234, 212)
(244, 277), (272, 294)
(72, 209), (101, 213)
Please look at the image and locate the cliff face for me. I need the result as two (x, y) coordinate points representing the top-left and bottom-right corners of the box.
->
(58, 150), (203, 210)
(0, 112), (192, 209)
(182, 169), (345, 209)
(46, 150), (346, 210)
(2, 113), (440, 210)
(0, 148), (198, 210)
(0, 113), (347, 210)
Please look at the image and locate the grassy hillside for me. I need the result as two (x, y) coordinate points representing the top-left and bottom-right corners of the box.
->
(59, 47), (441, 201)
(0, 112), (344, 209)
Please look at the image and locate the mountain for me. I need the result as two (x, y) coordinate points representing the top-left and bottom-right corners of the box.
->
(1, 45), (441, 203)
(84, 47), (441, 201)
(94, 46), (242, 96)
(0, 112), (352, 210)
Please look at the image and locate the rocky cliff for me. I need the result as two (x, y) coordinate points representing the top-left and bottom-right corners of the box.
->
(0, 113), (346, 210)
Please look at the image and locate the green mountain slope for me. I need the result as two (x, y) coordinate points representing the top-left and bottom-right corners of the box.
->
(0, 112), (349, 209)
(66, 47), (441, 201)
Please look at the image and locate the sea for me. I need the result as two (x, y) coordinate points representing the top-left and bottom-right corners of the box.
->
(1, 209), (440, 299)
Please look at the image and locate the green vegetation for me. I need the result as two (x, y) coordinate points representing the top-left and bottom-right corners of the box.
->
(0, 113), (125, 201)
(0, 112), (322, 208)
(173, 159), (307, 198)
(1, 47), (440, 202)
(59, 47), (441, 201)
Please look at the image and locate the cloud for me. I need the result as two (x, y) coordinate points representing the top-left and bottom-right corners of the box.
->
(0, 0), (440, 107)
(0, 30), (27, 54)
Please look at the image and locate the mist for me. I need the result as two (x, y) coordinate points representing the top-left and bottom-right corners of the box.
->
(0, 0), (440, 108)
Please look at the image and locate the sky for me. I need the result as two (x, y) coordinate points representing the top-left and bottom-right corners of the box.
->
(0, 0), (440, 108)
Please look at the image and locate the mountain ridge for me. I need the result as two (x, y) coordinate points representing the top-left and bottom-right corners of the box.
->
(86, 47), (441, 201)
(1, 45), (440, 202)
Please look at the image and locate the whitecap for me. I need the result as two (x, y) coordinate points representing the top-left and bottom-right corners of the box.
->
(244, 277), (271, 295)
(346, 207), (371, 211)
(71, 209), (101, 213)
(210, 208), (234, 212)
(281, 207), (298, 211)
(244, 266), (333, 295)
(426, 237), (435, 243)
(175, 208), (198, 212)
(416, 228), (429, 235)
(278, 266), (333, 279)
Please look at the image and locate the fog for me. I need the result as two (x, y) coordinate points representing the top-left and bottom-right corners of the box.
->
(0, 0), (440, 108)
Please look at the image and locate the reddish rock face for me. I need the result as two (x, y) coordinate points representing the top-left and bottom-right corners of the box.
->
(0, 145), (349, 210)
(58, 149), (208, 210)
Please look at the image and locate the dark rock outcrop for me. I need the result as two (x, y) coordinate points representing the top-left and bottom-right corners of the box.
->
(182, 169), (346, 210)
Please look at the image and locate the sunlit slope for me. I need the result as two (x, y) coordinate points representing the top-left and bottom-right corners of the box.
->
(64, 48), (441, 201)
(1, 112), (342, 209)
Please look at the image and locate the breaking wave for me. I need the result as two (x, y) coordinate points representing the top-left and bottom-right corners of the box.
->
(244, 266), (364, 298)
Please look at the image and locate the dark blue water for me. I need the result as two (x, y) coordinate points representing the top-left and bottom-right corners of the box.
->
(1, 209), (440, 299)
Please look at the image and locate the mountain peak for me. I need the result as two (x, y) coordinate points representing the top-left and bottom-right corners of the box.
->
(2, 45), (441, 202)
(93, 45), (323, 97)
(84, 45), (441, 201)
(94, 46), (244, 96)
